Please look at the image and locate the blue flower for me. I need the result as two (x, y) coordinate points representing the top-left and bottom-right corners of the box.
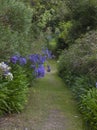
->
(10, 56), (19, 64)
(29, 54), (46, 64)
(19, 57), (27, 65)
(35, 65), (45, 78)
(29, 54), (38, 64)
(38, 55), (46, 64)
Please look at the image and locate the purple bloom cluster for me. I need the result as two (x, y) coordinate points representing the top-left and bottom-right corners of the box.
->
(10, 49), (51, 78)
(29, 54), (46, 78)
(29, 54), (46, 64)
(10, 56), (19, 64)
(35, 65), (45, 78)
(10, 56), (27, 66)
(19, 57), (27, 65)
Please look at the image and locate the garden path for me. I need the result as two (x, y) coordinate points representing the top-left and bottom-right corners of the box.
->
(0, 60), (83, 130)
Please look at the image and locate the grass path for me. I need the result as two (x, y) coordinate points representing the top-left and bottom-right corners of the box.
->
(0, 60), (83, 130)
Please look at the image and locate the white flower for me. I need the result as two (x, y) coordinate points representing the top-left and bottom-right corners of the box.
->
(5, 72), (13, 81)
(0, 62), (13, 81)
(0, 62), (10, 72)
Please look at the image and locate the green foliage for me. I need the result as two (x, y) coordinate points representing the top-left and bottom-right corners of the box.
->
(0, 0), (32, 33)
(0, 0), (34, 60)
(51, 21), (72, 56)
(40, 0), (97, 55)
(24, 63), (36, 87)
(0, 81), (8, 115)
(58, 30), (97, 129)
(72, 76), (93, 102)
(0, 0), (46, 59)
(48, 38), (57, 55)
(59, 21), (72, 40)
(0, 64), (28, 114)
(31, 0), (68, 31)
(58, 30), (97, 83)
(80, 88), (97, 130)
(37, 10), (53, 29)
(0, 25), (16, 61)
(65, 0), (97, 41)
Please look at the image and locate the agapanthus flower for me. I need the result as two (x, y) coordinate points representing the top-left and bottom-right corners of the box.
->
(19, 57), (27, 65)
(38, 55), (46, 64)
(0, 62), (13, 80)
(29, 54), (46, 65)
(29, 54), (38, 64)
(35, 65), (45, 78)
(10, 55), (19, 64)
(0, 62), (10, 72)
(5, 72), (13, 81)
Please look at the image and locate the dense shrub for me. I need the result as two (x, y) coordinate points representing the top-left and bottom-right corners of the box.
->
(0, 0), (32, 33)
(58, 21), (72, 41)
(65, 0), (97, 41)
(58, 30), (97, 129)
(0, 25), (16, 61)
(58, 30), (97, 84)
(0, 0), (33, 60)
(0, 0), (47, 59)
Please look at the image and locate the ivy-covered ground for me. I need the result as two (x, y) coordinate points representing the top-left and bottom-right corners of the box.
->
(0, 61), (83, 130)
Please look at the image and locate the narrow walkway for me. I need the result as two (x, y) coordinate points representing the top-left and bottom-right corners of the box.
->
(0, 61), (83, 130)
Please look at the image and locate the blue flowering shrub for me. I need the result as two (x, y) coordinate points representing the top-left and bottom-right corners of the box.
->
(25, 54), (46, 86)
(10, 49), (51, 86)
